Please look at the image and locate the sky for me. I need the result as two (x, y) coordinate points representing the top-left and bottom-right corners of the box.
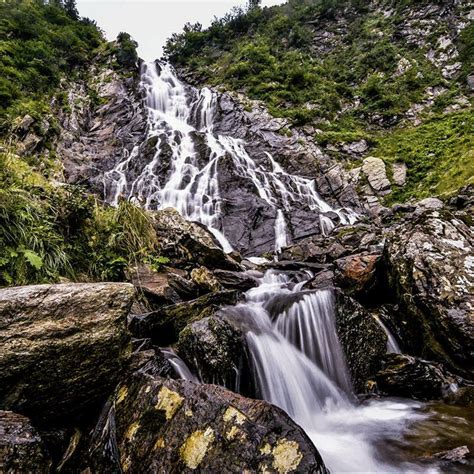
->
(77, 0), (286, 61)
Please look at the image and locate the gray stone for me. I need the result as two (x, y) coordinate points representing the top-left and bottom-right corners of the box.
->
(417, 197), (443, 209)
(0, 283), (134, 426)
(362, 157), (391, 195)
(466, 74), (474, 91)
(0, 411), (51, 473)
(392, 162), (407, 186)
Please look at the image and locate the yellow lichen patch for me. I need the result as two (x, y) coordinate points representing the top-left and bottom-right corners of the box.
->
(116, 386), (128, 404)
(154, 438), (165, 450)
(225, 425), (246, 441)
(272, 439), (303, 473)
(259, 463), (271, 473)
(223, 406), (247, 425)
(259, 443), (272, 455)
(185, 408), (193, 417)
(125, 422), (140, 442)
(145, 385), (151, 394)
(155, 386), (184, 420)
(121, 452), (132, 472)
(180, 427), (215, 469)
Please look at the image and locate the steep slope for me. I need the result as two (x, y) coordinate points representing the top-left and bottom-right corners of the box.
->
(165, 0), (473, 202)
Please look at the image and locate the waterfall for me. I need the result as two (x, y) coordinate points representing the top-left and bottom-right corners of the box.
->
(161, 348), (201, 383)
(104, 62), (429, 473)
(103, 61), (357, 253)
(231, 271), (428, 472)
(372, 314), (402, 354)
(274, 290), (353, 393)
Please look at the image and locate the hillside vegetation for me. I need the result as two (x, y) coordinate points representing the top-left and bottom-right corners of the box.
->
(0, 0), (157, 286)
(165, 0), (473, 200)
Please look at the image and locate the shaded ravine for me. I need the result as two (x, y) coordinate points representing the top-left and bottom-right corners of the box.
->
(105, 62), (438, 472)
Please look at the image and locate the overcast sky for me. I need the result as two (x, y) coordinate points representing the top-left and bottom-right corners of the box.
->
(77, 0), (286, 61)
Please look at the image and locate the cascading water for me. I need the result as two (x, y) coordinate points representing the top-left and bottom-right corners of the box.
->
(104, 62), (436, 472)
(103, 61), (357, 253)
(233, 270), (432, 473)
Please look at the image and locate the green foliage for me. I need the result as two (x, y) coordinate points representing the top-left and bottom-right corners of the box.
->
(0, 0), (103, 126)
(0, 149), (166, 286)
(115, 32), (139, 69)
(164, 0), (458, 128)
(374, 110), (474, 202)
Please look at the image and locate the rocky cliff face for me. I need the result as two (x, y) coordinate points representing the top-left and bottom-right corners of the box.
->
(57, 61), (147, 194)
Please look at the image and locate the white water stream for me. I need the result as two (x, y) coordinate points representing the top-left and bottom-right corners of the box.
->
(104, 62), (356, 253)
(105, 62), (436, 472)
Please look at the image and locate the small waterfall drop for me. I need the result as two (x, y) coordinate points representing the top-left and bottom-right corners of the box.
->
(372, 314), (402, 354)
(227, 271), (431, 472)
(103, 61), (357, 253)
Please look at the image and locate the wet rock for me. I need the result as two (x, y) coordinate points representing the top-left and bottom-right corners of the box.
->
(125, 264), (183, 305)
(190, 266), (222, 292)
(0, 283), (134, 426)
(177, 313), (251, 393)
(362, 157), (391, 195)
(384, 209), (474, 378)
(374, 354), (458, 400)
(83, 372), (328, 473)
(335, 291), (387, 392)
(303, 269), (335, 291)
(334, 253), (381, 296)
(433, 445), (470, 463)
(0, 411), (51, 473)
(129, 290), (240, 345)
(213, 269), (259, 291)
(153, 208), (242, 271)
(281, 224), (383, 264)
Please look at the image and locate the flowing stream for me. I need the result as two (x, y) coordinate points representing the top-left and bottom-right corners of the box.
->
(105, 62), (457, 472)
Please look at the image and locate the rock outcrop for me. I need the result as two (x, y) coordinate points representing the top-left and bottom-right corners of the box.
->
(374, 354), (458, 400)
(335, 291), (387, 392)
(0, 283), (134, 425)
(384, 208), (474, 378)
(83, 371), (329, 473)
(129, 290), (240, 345)
(58, 65), (147, 193)
(0, 411), (51, 473)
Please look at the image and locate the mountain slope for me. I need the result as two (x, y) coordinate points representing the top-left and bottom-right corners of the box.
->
(165, 0), (473, 201)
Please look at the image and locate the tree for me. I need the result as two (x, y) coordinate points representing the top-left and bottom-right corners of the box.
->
(248, 0), (261, 10)
(63, 0), (79, 19)
(116, 32), (139, 69)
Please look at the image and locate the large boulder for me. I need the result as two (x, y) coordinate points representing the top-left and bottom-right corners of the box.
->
(153, 208), (242, 270)
(83, 371), (329, 473)
(335, 290), (387, 392)
(384, 209), (474, 378)
(0, 411), (51, 473)
(129, 290), (240, 345)
(0, 283), (134, 426)
(374, 354), (458, 400)
(177, 313), (253, 395)
(334, 252), (381, 297)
